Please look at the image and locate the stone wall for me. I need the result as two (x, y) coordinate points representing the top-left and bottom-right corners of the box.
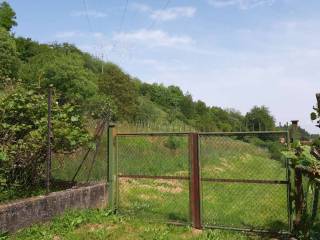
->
(0, 182), (108, 233)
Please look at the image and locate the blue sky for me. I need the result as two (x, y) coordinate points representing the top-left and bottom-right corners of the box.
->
(6, 0), (320, 133)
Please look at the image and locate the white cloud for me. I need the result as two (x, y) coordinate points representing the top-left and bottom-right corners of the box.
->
(131, 3), (151, 12)
(208, 0), (275, 10)
(71, 10), (107, 18)
(151, 7), (196, 21)
(113, 29), (193, 48)
(132, 3), (196, 21)
(55, 31), (84, 38)
(54, 31), (106, 39)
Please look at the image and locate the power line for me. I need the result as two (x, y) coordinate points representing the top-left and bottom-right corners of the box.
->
(119, 0), (129, 32)
(147, 0), (171, 30)
(82, 0), (94, 33)
(82, 0), (107, 72)
(123, 0), (172, 64)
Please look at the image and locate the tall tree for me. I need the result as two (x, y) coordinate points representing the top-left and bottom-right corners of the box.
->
(20, 50), (97, 105)
(98, 63), (138, 120)
(245, 106), (275, 131)
(0, 1), (17, 31)
(0, 27), (19, 86)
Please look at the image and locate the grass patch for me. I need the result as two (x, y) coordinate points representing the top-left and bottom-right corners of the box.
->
(7, 208), (266, 240)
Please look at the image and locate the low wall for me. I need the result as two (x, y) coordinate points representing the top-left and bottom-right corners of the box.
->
(0, 182), (108, 233)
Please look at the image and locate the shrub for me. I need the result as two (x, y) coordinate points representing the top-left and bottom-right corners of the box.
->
(0, 88), (91, 188)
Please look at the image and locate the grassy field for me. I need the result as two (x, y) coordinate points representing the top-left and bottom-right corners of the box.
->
(8, 208), (269, 240)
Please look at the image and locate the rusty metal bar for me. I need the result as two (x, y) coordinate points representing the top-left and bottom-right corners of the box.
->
(294, 167), (304, 230)
(46, 85), (53, 194)
(199, 131), (288, 136)
(118, 174), (189, 180)
(189, 133), (201, 229)
(203, 224), (291, 235)
(201, 178), (288, 185)
(116, 130), (288, 137)
(118, 175), (287, 184)
(116, 132), (190, 136)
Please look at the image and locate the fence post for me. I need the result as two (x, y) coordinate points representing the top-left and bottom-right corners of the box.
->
(294, 167), (304, 230)
(311, 184), (319, 222)
(107, 123), (116, 212)
(189, 133), (202, 229)
(46, 85), (53, 194)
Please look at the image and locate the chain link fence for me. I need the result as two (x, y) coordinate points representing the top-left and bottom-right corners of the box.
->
(199, 132), (290, 232)
(115, 131), (291, 232)
(116, 133), (190, 224)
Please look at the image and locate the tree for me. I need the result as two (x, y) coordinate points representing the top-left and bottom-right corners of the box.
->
(245, 106), (275, 131)
(98, 63), (138, 120)
(0, 1), (17, 31)
(0, 27), (19, 86)
(20, 50), (97, 105)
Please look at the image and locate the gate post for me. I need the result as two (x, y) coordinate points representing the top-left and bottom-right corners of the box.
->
(189, 133), (202, 229)
(294, 167), (304, 230)
(107, 123), (116, 212)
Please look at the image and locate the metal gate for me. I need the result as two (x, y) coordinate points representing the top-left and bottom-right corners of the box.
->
(112, 130), (291, 233)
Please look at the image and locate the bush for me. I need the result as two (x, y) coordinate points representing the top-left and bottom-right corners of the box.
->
(0, 88), (91, 188)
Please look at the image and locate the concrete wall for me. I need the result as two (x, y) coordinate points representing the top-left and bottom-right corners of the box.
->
(0, 182), (108, 233)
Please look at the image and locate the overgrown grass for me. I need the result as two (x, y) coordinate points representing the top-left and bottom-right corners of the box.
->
(7, 208), (265, 240)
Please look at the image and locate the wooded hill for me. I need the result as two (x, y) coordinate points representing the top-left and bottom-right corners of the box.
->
(0, 1), (314, 137)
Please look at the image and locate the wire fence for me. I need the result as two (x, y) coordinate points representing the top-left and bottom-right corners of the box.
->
(115, 131), (291, 232)
(199, 132), (290, 231)
(116, 133), (190, 224)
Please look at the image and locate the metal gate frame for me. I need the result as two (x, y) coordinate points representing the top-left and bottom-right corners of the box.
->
(108, 128), (292, 234)
(198, 131), (292, 234)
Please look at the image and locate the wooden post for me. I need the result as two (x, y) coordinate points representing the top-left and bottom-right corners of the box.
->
(294, 167), (304, 230)
(189, 133), (201, 229)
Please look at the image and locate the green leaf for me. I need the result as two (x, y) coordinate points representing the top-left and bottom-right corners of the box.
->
(311, 112), (317, 120)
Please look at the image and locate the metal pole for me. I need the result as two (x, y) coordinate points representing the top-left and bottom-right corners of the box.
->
(46, 85), (53, 194)
(107, 123), (116, 212)
(189, 133), (201, 229)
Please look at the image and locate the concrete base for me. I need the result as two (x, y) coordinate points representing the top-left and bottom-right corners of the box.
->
(0, 182), (108, 233)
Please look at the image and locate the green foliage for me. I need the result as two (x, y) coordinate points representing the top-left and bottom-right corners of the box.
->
(134, 98), (162, 123)
(164, 136), (183, 150)
(0, 27), (19, 86)
(311, 94), (320, 128)
(0, 1), (17, 31)
(87, 95), (117, 121)
(20, 50), (97, 105)
(15, 37), (46, 62)
(244, 136), (284, 162)
(0, 88), (90, 187)
(245, 106), (275, 131)
(98, 63), (139, 120)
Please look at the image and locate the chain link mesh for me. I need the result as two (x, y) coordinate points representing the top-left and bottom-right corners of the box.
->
(199, 132), (289, 231)
(116, 131), (290, 232)
(116, 134), (190, 224)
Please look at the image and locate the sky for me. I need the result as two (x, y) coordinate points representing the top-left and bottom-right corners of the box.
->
(6, 0), (320, 133)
